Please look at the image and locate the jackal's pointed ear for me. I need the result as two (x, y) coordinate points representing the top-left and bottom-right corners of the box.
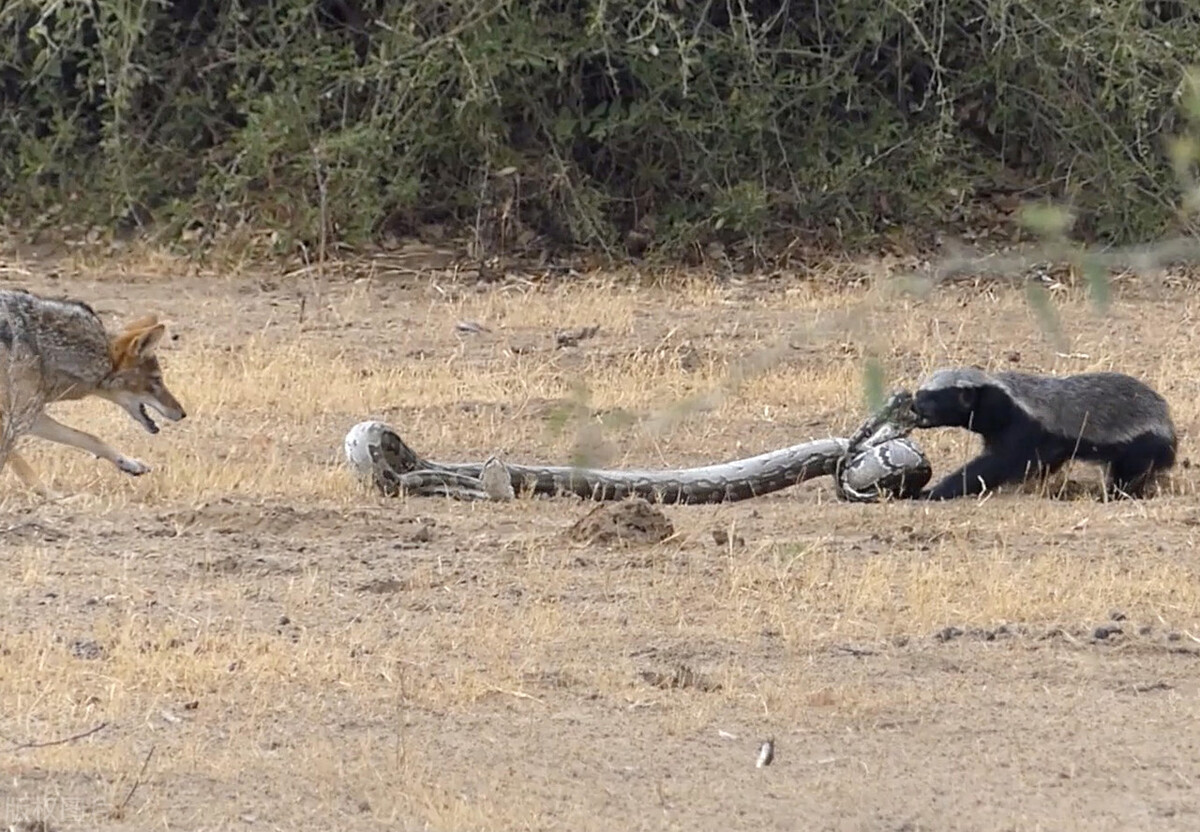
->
(130, 323), (167, 357)
(112, 318), (166, 363)
(124, 314), (159, 330)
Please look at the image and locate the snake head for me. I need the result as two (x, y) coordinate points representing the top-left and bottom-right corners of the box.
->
(879, 389), (919, 431)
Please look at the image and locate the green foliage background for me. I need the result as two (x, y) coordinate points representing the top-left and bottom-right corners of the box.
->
(2, 0), (1199, 256)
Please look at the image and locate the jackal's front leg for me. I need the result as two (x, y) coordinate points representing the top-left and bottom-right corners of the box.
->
(30, 413), (151, 476)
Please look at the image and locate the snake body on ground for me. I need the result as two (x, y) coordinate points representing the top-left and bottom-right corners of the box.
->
(344, 391), (934, 504)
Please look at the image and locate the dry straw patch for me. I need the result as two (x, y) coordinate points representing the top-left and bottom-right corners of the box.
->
(4, 257), (1200, 829)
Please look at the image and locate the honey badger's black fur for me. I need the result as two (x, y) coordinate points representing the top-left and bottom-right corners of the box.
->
(910, 367), (1177, 501)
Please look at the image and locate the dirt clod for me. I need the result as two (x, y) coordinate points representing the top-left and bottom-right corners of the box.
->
(358, 577), (406, 594)
(554, 324), (600, 349)
(935, 626), (964, 642)
(638, 663), (720, 692)
(408, 524), (435, 543)
(711, 527), (745, 548)
(567, 498), (673, 546)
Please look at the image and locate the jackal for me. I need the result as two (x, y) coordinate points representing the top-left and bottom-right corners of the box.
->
(0, 288), (186, 495)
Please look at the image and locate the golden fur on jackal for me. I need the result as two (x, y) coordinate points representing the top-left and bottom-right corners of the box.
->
(0, 288), (185, 495)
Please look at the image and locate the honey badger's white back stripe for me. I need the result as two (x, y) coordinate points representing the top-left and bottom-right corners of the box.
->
(918, 367), (1038, 421)
(917, 367), (1175, 446)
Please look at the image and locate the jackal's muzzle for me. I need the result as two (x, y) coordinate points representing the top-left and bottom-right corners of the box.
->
(112, 388), (186, 435)
(135, 397), (186, 434)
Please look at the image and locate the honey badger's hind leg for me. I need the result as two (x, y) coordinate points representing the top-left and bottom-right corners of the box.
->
(1103, 433), (1177, 499)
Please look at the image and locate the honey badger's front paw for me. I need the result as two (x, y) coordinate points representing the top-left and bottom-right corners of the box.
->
(116, 456), (151, 476)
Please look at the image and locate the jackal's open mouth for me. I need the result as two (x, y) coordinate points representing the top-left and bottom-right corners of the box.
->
(139, 404), (160, 434)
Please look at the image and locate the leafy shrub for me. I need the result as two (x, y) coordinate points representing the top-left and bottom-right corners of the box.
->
(2, 0), (1198, 257)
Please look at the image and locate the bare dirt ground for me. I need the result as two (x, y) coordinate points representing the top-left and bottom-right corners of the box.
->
(2, 248), (1200, 831)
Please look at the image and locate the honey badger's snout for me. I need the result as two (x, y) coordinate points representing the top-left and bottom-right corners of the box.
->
(907, 392), (937, 428)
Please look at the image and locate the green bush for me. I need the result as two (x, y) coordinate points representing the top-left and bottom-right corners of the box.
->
(1, 0), (1198, 257)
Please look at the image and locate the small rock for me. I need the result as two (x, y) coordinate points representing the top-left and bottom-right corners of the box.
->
(710, 528), (744, 548)
(554, 325), (600, 349)
(69, 639), (105, 660)
(638, 664), (719, 692)
(481, 456), (515, 501)
(7, 821), (56, 832)
(1109, 609), (1127, 621)
(935, 626), (963, 642)
(1094, 624), (1123, 640)
(677, 345), (703, 372)
(756, 738), (775, 768)
(357, 577), (405, 594)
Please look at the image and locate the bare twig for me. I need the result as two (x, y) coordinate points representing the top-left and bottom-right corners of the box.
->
(485, 685), (545, 704)
(112, 745), (155, 817)
(5, 721), (108, 751)
(312, 148), (329, 274)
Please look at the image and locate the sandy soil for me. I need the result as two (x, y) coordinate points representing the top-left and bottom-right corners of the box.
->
(2, 250), (1200, 831)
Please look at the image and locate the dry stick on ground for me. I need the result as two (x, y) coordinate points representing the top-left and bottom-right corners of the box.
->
(110, 745), (155, 819)
(3, 721), (108, 751)
(352, 390), (931, 504)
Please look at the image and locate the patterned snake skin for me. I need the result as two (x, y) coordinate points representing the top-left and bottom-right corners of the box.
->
(344, 391), (932, 504)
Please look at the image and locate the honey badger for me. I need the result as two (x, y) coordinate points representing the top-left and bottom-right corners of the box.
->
(910, 367), (1177, 501)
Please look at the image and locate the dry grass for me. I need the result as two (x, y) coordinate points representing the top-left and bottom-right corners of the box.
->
(2, 252), (1200, 830)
